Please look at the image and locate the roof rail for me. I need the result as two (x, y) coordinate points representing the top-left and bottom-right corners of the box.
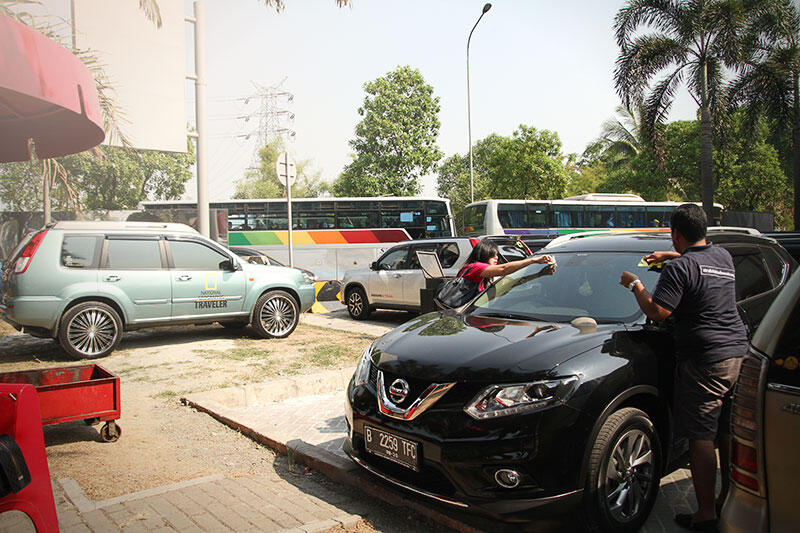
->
(562, 193), (645, 202)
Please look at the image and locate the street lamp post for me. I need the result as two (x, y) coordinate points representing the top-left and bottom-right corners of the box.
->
(467, 3), (492, 204)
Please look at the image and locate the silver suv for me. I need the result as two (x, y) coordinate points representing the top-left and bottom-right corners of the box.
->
(340, 236), (532, 319)
(1, 221), (315, 359)
(721, 267), (800, 533)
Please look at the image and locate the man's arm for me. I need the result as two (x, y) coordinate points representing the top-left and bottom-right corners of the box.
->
(620, 271), (672, 322)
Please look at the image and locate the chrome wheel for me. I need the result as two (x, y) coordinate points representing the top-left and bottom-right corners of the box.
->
(603, 428), (654, 523)
(259, 293), (297, 336)
(348, 291), (364, 316)
(67, 307), (119, 357)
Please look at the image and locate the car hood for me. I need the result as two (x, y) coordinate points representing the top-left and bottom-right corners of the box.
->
(240, 261), (303, 281)
(371, 310), (622, 382)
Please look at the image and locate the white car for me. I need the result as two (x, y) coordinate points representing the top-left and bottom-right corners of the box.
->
(340, 236), (531, 319)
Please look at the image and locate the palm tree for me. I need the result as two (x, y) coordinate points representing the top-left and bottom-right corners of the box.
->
(729, 0), (800, 228)
(594, 98), (647, 170)
(614, 0), (745, 222)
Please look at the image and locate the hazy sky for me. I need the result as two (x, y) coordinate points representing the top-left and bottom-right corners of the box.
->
(50, 0), (700, 200)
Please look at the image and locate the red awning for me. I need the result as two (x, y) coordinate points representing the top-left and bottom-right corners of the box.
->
(0, 13), (104, 163)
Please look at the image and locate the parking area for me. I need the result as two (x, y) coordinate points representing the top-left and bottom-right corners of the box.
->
(0, 305), (719, 532)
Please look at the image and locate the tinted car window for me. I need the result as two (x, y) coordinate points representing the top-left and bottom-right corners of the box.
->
(471, 252), (662, 323)
(171, 240), (228, 270)
(61, 236), (100, 268)
(438, 242), (460, 268)
(377, 247), (408, 270)
(106, 239), (162, 269)
(730, 248), (772, 300)
(762, 246), (787, 285)
(408, 244), (438, 269)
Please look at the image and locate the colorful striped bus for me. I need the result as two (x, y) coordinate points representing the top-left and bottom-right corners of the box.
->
(140, 197), (455, 280)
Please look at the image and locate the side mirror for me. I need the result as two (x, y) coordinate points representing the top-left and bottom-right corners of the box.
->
(370, 261), (378, 270)
(219, 259), (236, 271)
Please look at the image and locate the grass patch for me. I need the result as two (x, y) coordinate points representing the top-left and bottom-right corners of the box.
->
(193, 347), (272, 361)
(305, 343), (350, 367)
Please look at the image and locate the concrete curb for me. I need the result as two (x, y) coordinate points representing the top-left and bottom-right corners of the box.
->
(181, 395), (499, 533)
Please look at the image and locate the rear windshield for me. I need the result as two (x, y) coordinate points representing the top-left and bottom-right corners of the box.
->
(469, 252), (661, 323)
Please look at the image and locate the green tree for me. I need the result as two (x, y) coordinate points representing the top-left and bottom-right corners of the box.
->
(729, 0), (799, 228)
(614, 0), (745, 222)
(234, 139), (325, 199)
(0, 144), (195, 211)
(437, 126), (569, 230)
(333, 66), (442, 196)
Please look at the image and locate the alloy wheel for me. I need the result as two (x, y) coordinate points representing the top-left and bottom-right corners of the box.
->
(603, 428), (654, 523)
(348, 291), (364, 316)
(259, 293), (297, 336)
(67, 307), (119, 357)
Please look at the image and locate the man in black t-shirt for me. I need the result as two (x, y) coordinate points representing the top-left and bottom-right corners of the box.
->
(620, 204), (747, 531)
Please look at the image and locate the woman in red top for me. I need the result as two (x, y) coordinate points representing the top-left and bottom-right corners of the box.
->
(461, 240), (554, 290)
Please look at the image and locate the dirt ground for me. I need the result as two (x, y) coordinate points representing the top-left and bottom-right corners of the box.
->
(0, 321), (374, 500)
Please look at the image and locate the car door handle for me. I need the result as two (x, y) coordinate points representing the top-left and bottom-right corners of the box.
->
(104, 275), (120, 282)
(177, 274), (192, 281)
(393, 274), (401, 278)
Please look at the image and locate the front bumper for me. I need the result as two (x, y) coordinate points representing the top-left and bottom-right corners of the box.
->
(344, 378), (588, 520)
(297, 283), (316, 312)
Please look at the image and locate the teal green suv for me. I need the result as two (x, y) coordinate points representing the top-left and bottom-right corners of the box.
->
(1, 221), (315, 359)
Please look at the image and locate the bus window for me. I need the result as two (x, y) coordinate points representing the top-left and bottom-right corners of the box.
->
(645, 207), (672, 228)
(425, 215), (449, 237)
(295, 211), (335, 229)
(552, 206), (584, 228)
(585, 206), (616, 227)
(498, 203), (527, 228)
(264, 213), (288, 230)
(228, 213), (249, 231)
(425, 201), (448, 215)
(337, 211), (379, 229)
(616, 206), (646, 228)
(463, 204), (486, 234)
(383, 210), (423, 229)
(527, 204), (549, 228)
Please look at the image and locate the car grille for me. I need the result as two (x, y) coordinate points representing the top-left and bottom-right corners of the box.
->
(378, 368), (444, 409)
(368, 361), (378, 389)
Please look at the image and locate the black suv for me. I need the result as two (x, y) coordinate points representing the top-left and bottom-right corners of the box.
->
(344, 230), (795, 531)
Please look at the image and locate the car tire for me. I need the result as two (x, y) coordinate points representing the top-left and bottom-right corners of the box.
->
(346, 287), (371, 320)
(251, 290), (299, 339)
(58, 301), (123, 360)
(582, 407), (661, 533)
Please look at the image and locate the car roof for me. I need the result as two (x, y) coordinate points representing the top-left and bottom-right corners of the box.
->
(51, 221), (198, 233)
(543, 229), (777, 254)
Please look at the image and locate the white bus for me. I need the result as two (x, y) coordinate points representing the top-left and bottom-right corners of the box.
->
(140, 197), (455, 281)
(462, 194), (724, 241)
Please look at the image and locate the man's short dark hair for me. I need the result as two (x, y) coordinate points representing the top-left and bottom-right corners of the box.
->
(671, 203), (707, 243)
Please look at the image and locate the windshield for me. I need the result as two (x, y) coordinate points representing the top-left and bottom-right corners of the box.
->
(468, 252), (662, 323)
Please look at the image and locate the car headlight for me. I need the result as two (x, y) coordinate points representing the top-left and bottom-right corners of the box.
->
(464, 376), (580, 419)
(353, 343), (374, 387)
(302, 271), (316, 284)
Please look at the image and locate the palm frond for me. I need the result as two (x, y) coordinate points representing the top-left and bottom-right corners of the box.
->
(259, 0), (349, 13)
(614, 33), (688, 106)
(138, 0), (162, 28)
(614, 0), (682, 49)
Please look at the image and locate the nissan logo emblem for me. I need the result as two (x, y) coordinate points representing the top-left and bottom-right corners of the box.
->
(389, 378), (410, 403)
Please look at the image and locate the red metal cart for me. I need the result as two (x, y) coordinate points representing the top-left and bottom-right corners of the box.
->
(0, 364), (121, 442)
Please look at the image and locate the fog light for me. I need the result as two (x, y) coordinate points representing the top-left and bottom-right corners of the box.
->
(495, 469), (521, 489)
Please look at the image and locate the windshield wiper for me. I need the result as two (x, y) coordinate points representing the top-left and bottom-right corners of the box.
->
(473, 310), (535, 321)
